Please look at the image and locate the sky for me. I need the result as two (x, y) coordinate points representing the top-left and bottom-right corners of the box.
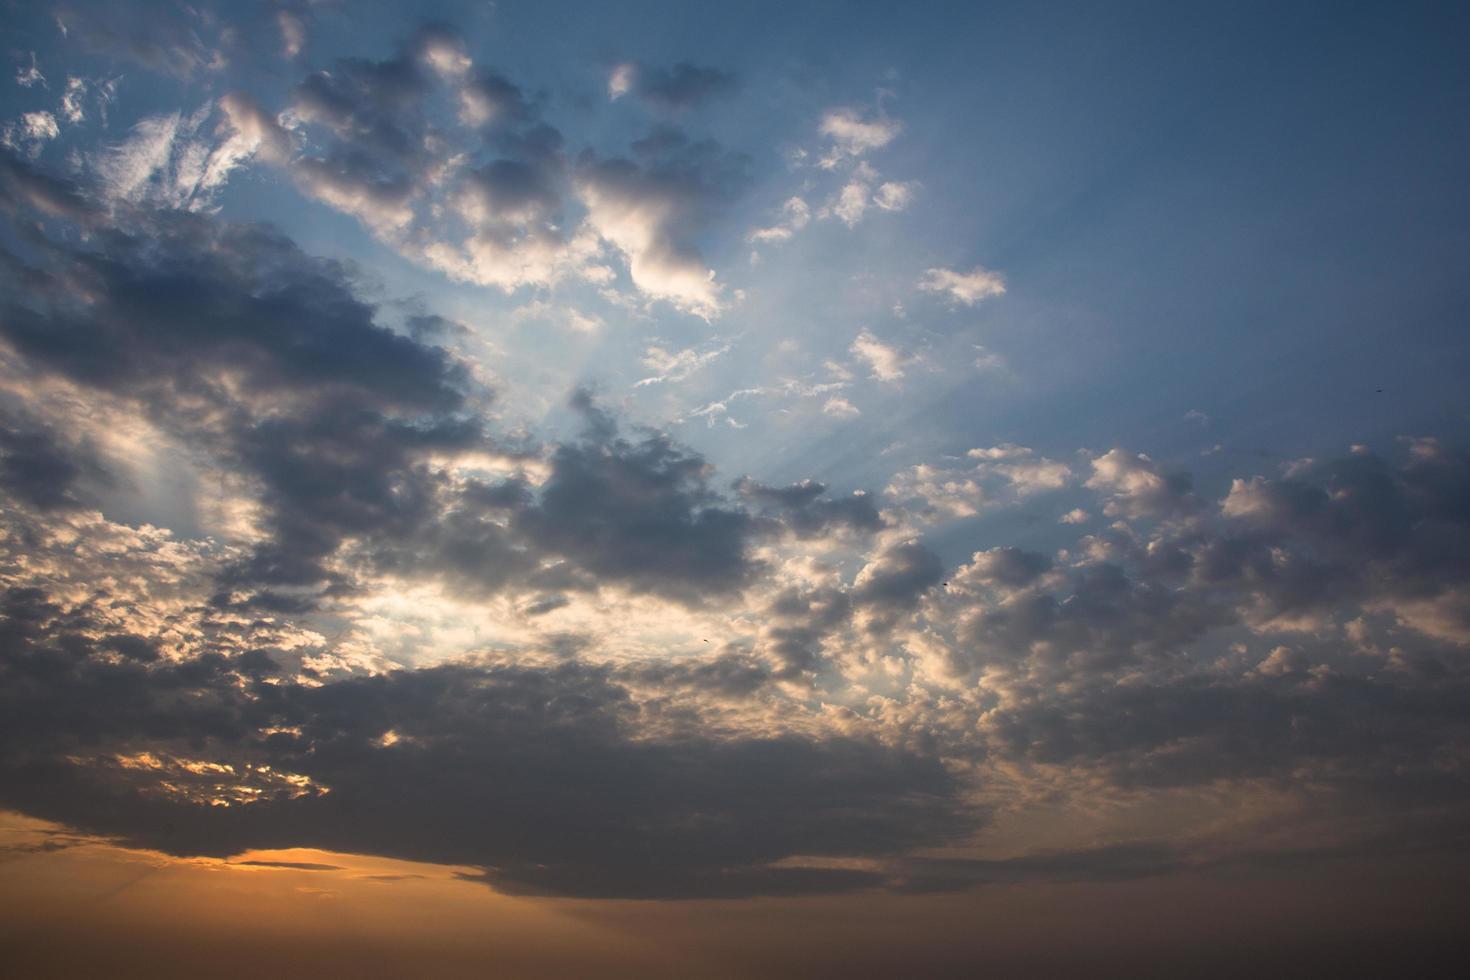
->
(1, 0), (1469, 975)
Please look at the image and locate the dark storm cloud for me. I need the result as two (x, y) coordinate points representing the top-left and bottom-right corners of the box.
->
(0, 587), (969, 899)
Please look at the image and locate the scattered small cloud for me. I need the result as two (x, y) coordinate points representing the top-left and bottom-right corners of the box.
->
(851, 329), (908, 383)
(818, 106), (901, 168)
(919, 266), (1006, 306)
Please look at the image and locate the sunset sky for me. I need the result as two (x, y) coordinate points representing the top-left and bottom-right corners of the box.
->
(2, 1), (1469, 976)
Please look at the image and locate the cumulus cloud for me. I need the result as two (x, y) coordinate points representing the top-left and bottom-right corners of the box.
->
(873, 180), (917, 211)
(228, 30), (745, 312)
(748, 195), (810, 244)
(1, 111), (59, 158)
(576, 127), (746, 317)
(919, 265), (1007, 305)
(1086, 448), (1199, 520)
(607, 62), (637, 100)
(577, 161), (724, 316)
(818, 107), (902, 167)
(887, 445), (1071, 520)
(15, 53), (46, 89)
(851, 329), (908, 382)
(819, 164), (917, 227)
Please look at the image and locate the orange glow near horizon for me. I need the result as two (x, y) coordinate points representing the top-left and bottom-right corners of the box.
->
(3, 811), (1465, 979)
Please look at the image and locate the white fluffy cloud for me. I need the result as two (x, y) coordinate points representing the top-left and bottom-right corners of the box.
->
(748, 196), (811, 243)
(818, 107), (901, 166)
(888, 445), (1072, 521)
(608, 62), (637, 100)
(919, 266), (1007, 305)
(577, 169), (725, 318)
(851, 329), (908, 382)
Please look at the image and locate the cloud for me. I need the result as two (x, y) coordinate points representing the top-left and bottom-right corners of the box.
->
(577, 127), (747, 317)
(919, 266), (1006, 306)
(5, 59), (1470, 911)
(0, 147), (99, 222)
(0, 599), (968, 898)
(53, 1), (227, 80)
(873, 180), (917, 211)
(0, 411), (111, 509)
(15, 53), (46, 89)
(819, 165), (916, 228)
(1, 112), (60, 159)
(748, 196), (810, 244)
(887, 445), (1071, 520)
(607, 62), (637, 100)
(818, 107), (901, 166)
(0, 175), (479, 593)
(512, 397), (760, 604)
(58, 74), (119, 126)
(609, 61), (737, 111)
(634, 342), (731, 386)
(263, 28), (609, 294)
(88, 98), (281, 211)
(276, 10), (307, 60)
(830, 177), (871, 226)
(736, 478), (884, 539)
(855, 540), (945, 613)
(1086, 449), (1199, 520)
(851, 329), (907, 382)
